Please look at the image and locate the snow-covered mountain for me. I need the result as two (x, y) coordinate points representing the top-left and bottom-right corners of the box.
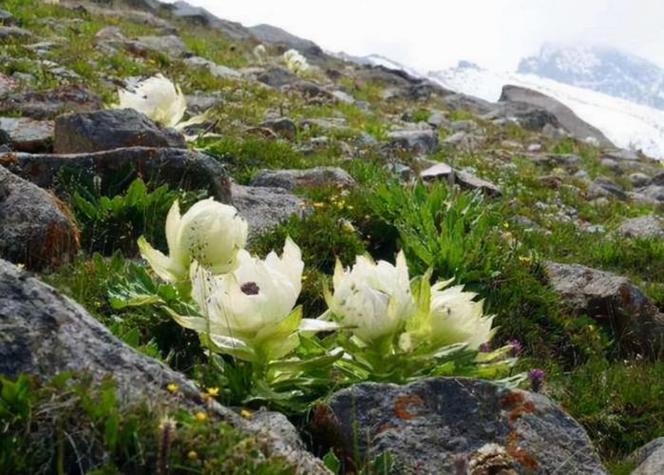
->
(429, 62), (664, 160)
(519, 44), (664, 111)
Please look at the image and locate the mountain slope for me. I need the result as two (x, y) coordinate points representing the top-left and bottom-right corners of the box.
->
(430, 63), (664, 159)
(519, 44), (664, 110)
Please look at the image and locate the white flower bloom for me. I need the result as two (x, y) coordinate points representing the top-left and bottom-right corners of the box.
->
(283, 49), (309, 75)
(253, 44), (268, 63)
(176, 238), (338, 361)
(326, 251), (415, 344)
(138, 198), (248, 283)
(116, 74), (187, 129)
(402, 279), (495, 352)
(428, 282), (495, 350)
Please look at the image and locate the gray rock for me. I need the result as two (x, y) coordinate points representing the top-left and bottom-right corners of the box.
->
(166, 1), (254, 41)
(450, 120), (477, 132)
(0, 85), (103, 120)
(442, 131), (482, 151)
(629, 173), (651, 188)
(617, 216), (664, 240)
(544, 261), (664, 356)
(1, 147), (231, 203)
(588, 177), (627, 200)
(251, 167), (355, 191)
(530, 153), (582, 169)
(314, 377), (606, 475)
(256, 67), (299, 88)
(0, 167), (79, 270)
(420, 162), (453, 182)
(231, 183), (305, 238)
(427, 111), (450, 129)
(249, 24), (323, 57)
(0, 117), (53, 153)
(261, 117), (297, 140)
(185, 93), (223, 114)
(499, 85), (613, 147)
(636, 185), (664, 203)
(387, 129), (439, 156)
(0, 258), (328, 475)
(602, 148), (640, 161)
(183, 56), (242, 79)
(0, 9), (15, 26)
(456, 170), (502, 198)
(54, 109), (186, 154)
(330, 90), (355, 104)
(300, 117), (351, 134)
(0, 73), (17, 97)
(133, 34), (189, 57)
(629, 438), (664, 475)
(650, 172), (664, 187)
(0, 25), (32, 40)
(420, 163), (502, 197)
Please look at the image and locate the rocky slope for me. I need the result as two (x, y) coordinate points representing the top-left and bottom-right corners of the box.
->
(1, 1), (664, 474)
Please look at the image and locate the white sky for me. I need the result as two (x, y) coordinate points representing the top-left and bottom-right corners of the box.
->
(167, 1), (664, 72)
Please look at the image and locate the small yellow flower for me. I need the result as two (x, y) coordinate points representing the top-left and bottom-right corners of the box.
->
(187, 450), (198, 460)
(518, 255), (532, 264)
(313, 202), (325, 209)
(167, 383), (179, 393)
(206, 387), (220, 398)
(194, 411), (208, 422)
(240, 409), (253, 419)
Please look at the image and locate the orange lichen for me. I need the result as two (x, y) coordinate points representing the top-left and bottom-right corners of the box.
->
(394, 394), (424, 420)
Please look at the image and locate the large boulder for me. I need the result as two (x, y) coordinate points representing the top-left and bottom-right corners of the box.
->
(54, 109), (186, 154)
(498, 85), (613, 147)
(1, 147), (231, 202)
(313, 378), (606, 474)
(387, 129), (439, 156)
(0, 86), (103, 120)
(616, 215), (664, 240)
(629, 438), (664, 475)
(0, 167), (79, 270)
(0, 117), (53, 153)
(231, 183), (305, 238)
(0, 258), (328, 474)
(251, 167), (356, 191)
(544, 262), (664, 356)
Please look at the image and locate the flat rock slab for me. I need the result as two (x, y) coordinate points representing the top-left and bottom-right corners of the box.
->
(387, 129), (439, 156)
(0, 117), (53, 153)
(0, 86), (103, 120)
(251, 167), (356, 191)
(314, 378), (606, 474)
(1, 147), (231, 202)
(420, 163), (502, 197)
(629, 438), (664, 475)
(231, 183), (305, 238)
(0, 25), (32, 40)
(0, 167), (79, 270)
(616, 215), (664, 240)
(0, 258), (328, 474)
(183, 56), (242, 79)
(0, 73), (18, 96)
(54, 109), (186, 154)
(545, 261), (664, 356)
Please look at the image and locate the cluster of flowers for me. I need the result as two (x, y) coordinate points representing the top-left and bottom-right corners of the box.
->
(139, 198), (496, 367)
(282, 49), (310, 75)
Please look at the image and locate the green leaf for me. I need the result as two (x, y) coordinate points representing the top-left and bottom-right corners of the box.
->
(323, 450), (341, 474)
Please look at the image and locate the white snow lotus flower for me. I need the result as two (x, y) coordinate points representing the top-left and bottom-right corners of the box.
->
(283, 49), (309, 75)
(116, 74), (205, 131)
(138, 198), (248, 284)
(325, 251), (415, 344)
(174, 238), (338, 361)
(401, 278), (495, 353)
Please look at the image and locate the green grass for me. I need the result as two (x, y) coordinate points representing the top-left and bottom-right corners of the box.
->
(0, 373), (293, 475)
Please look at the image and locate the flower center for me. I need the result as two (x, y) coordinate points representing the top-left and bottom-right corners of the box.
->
(240, 282), (260, 295)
